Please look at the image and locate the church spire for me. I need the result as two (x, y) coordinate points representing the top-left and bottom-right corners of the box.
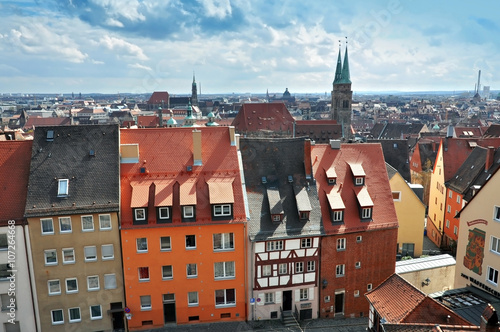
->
(340, 38), (351, 84)
(333, 40), (343, 84)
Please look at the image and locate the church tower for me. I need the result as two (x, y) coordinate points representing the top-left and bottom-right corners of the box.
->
(191, 72), (198, 107)
(331, 40), (353, 140)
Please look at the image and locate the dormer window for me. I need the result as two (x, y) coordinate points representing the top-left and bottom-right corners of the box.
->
(207, 178), (235, 221)
(183, 206), (195, 219)
(267, 188), (284, 222)
(157, 207), (171, 224)
(133, 208), (147, 225)
(294, 186), (312, 221)
(328, 178), (336, 185)
(272, 214), (282, 222)
(300, 211), (310, 220)
(325, 167), (337, 186)
(326, 189), (345, 224)
(356, 187), (374, 221)
(57, 179), (69, 197)
(354, 177), (364, 186)
(214, 204), (231, 217)
(349, 163), (366, 187)
(332, 210), (344, 222)
(361, 207), (372, 220)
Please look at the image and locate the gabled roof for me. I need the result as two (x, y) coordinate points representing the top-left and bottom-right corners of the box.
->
(369, 139), (411, 181)
(482, 124), (500, 138)
(136, 115), (159, 128)
(240, 137), (323, 241)
(24, 125), (120, 217)
(447, 146), (487, 194)
(295, 120), (342, 143)
(24, 116), (71, 129)
(231, 103), (294, 134)
(462, 147), (500, 202)
(312, 143), (398, 234)
(371, 123), (425, 140)
(0, 141), (33, 224)
(147, 91), (169, 104)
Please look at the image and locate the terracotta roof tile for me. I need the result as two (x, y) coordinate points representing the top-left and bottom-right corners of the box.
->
(207, 178), (234, 204)
(231, 103), (294, 133)
(154, 180), (175, 206)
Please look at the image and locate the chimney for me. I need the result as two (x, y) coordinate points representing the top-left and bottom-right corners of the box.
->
(480, 303), (498, 332)
(192, 130), (202, 166)
(304, 139), (312, 180)
(330, 139), (341, 149)
(486, 146), (495, 171)
(229, 126), (236, 146)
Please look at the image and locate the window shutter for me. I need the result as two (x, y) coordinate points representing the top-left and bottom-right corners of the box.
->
(275, 291), (282, 304)
(309, 287), (314, 300)
(295, 289), (300, 302)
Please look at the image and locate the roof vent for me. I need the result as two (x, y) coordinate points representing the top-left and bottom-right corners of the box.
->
(288, 175), (293, 183)
(46, 130), (54, 142)
(140, 167), (146, 173)
(262, 176), (267, 184)
(187, 165), (192, 172)
(89, 149), (95, 157)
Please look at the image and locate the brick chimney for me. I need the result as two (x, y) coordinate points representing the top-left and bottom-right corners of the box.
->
(486, 146), (495, 172)
(304, 139), (312, 180)
(192, 129), (202, 166)
(480, 303), (498, 332)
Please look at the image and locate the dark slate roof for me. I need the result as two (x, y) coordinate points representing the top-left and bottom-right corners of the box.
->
(369, 139), (411, 181)
(415, 140), (439, 171)
(447, 147), (487, 194)
(462, 147), (500, 202)
(386, 162), (398, 180)
(240, 137), (323, 241)
(370, 123), (425, 139)
(24, 124), (120, 217)
(295, 120), (342, 143)
(483, 124), (500, 138)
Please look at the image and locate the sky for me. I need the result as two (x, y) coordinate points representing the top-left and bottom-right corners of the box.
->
(0, 0), (499, 95)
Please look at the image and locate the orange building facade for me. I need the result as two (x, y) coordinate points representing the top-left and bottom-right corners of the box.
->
(119, 127), (247, 330)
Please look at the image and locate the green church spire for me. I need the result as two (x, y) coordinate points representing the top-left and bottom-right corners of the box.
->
(333, 42), (343, 84)
(340, 40), (351, 84)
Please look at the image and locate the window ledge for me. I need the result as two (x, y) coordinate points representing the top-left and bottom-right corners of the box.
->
(140, 307), (152, 311)
(215, 304), (236, 309)
(162, 278), (173, 281)
(213, 249), (235, 252)
(188, 304), (199, 307)
(214, 277), (235, 280)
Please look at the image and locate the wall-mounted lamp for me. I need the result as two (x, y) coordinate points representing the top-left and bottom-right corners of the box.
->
(422, 278), (431, 287)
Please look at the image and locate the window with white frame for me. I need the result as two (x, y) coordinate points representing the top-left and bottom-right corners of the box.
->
(265, 292), (274, 304)
(48, 279), (61, 295)
(99, 214), (112, 230)
(81, 215), (94, 231)
(136, 238), (148, 252)
(300, 211), (310, 220)
(355, 177), (364, 186)
(487, 267), (499, 285)
(186, 235), (196, 249)
(266, 240), (283, 251)
(279, 263), (287, 275)
(160, 236), (171, 251)
(262, 265), (272, 276)
(356, 235), (362, 243)
(367, 283), (372, 291)
(296, 262), (304, 273)
(361, 207), (372, 219)
(138, 267), (150, 281)
(84, 246), (97, 262)
(446, 219), (450, 228)
(333, 210), (343, 222)
(454, 226), (458, 235)
(101, 244), (114, 260)
(299, 288), (308, 300)
(213, 233), (234, 250)
(187, 264), (197, 278)
(392, 192), (401, 201)
(336, 264), (345, 277)
(214, 204), (231, 216)
(272, 214), (282, 222)
(87, 276), (99, 291)
(337, 238), (346, 250)
(140, 295), (152, 310)
(494, 206), (500, 221)
(90, 305), (102, 320)
(491, 236), (500, 254)
(214, 261), (235, 279)
(215, 289), (235, 306)
(45, 250), (57, 266)
(104, 274), (117, 289)
(448, 190), (453, 198)
(59, 217), (72, 233)
(355, 261), (361, 269)
(301, 238), (312, 248)
(162, 265), (173, 279)
(41, 218), (54, 235)
(307, 261), (315, 272)
(354, 290), (360, 297)
(447, 205), (451, 213)
(51, 309), (64, 325)
(68, 307), (81, 323)
(457, 196), (461, 204)
(183, 206), (195, 218)
(188, 292), (198, 306)
(134, 208), (146, 221)
(57, 179), (69, 197)
(65, 278), (78, 293)
(62, 248), (75, 264)
(158, 207), (170, 220)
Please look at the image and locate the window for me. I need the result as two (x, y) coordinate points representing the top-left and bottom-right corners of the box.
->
(57, 179), (69, 197)
(355, 177), (364, 186)
(265, 292), (274, 304)
(48, 280), (61, 295)
(279, 263), (287, 275)
(68, 307), (81, 323)
(448, 190), (453, 198)
(262, 265), (272, 276)
(59, 217), (72, 233)
(81, 215), (94, 231)
(62, 248), (75, 264)
(267, 240), (283, 251)
(457, 196), (461, 204)
(296, 262), (304, 273)
(213, 233), (234, 251)
(301, 238), (312, 248)
(354, 290), (360, 297)
(356, 236), (362, 243)
(160, 236), (171, 251)
(45, 250), (57, 265)
(162, 265), (173, 279)
(272, 214), (282, 222)
(336, 264), (345, 277)
(90, 305), (102, 320)
(367, 283), (372, 291)
(41, 218), (54, 234)
(99, 214), (112, 230)
(215, 289), (235, 306)
(333, 210), (343, 222)
(361, 207), (372, 219)
(214, 261), (235, 279)
(185, 235), (196, 249)
(104, 274), (117, 289)
(447, 205), (451, 213)
(1, 294), (16, 311)
(494, 206), (500, 221)
(299, 288), (308, 300)
(65, 278), (78, 293)
(134, 208), (146, 221)
(138, 267), (150, 281)
(158, 207), (170, 220)
(307, 261), (315, 272)
(214, 204), (231, 216)
(183, 206), (194, 218)
(337, 238), (346, 250)
(0, 264), (10, 281)
(51, 309), (64, 325)
(491, 236), (500, 254)
(328, 178), (336, 185)
(355, 261), (361, 269)
(101, 244), (114, 260)
(87, 276), (99, 291)
(392, 192), (401, 201)
(84, 246), (97, 262)
(140, 295), (152, 310)
(454, 226), (458, 235)
(188, 292), (198, 306)
(187, 264), (197, 278)
(446, 219), (450, 228)
(487, 267), (498, 285)
(136, 238), (148, 252)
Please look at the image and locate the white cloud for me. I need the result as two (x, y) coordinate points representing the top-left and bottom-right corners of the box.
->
(128, 63), (152, 71)
(97, 35), (149, 61)
(197, 0), (232, 19)
(90, 0), (146, 22)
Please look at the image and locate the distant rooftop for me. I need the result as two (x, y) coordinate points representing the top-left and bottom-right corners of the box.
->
(396, 254), (456, 274)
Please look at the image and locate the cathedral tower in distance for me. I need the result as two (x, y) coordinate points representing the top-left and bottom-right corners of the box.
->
(331, 40), (353, 140)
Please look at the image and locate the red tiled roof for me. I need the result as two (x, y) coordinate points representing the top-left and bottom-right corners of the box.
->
(137, 115), (159, 128)
(402, 297), (472, 326)
(154, 179), (174, 206)
(311, 143), (398, 234)
(147, 91), (169, 104)
(0, 141), (33, 223)
(295, 120), (342, 143)
(231, 103), (294, 133)
(130, 181), (151, 207)
(207, 178), (234, 204)
(24, 117), (71, 129)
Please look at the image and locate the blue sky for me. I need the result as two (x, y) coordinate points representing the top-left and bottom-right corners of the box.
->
(0, 0), (499, 95)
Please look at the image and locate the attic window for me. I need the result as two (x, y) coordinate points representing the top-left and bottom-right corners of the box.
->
(349, 163), (366, 186)
(272, 214), (282, 222)
(57, 179), (69, 197)
(355, 177), (364, 186)
(325, 167), (337, 185)
(89, 150), (95, 157)
(46, 130), (54, 142)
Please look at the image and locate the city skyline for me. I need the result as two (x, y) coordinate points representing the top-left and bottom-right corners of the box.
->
(0, 0), (499, 94)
